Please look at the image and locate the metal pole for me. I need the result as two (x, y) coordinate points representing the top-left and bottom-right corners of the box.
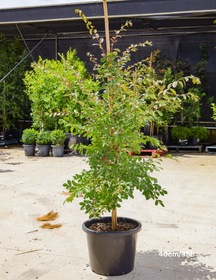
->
(16, 24), (35, 61)
(55, 35), (58, 61)
(0, 34), (48, 84)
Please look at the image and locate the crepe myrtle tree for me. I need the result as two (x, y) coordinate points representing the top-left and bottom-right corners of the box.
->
(60, 10), (200, 230)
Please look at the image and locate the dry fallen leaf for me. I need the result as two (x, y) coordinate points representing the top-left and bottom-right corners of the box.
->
(40, 223), (62, 229)
(36, 210), (59, 221)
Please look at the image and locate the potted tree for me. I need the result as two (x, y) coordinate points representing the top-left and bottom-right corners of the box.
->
(56, 11), (200, 276)
(171, 126), (191, 145)
(50, 130), (66, 157)
(22, 128), (38, 156)
(36, 131), (51, 156)
(190, 126), (209, 145)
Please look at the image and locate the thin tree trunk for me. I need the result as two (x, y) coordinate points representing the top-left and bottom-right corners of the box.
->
(112, 207), (117, 230)
(150, 121), (154, 136)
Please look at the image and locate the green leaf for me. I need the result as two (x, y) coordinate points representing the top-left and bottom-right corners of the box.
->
(170, 88), (176, 94)
(67, 180), (71, 186)
(173, 81), (177, 88)
(192, 77), (197, 84)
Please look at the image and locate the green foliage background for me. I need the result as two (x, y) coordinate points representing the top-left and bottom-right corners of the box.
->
(24, 49), (99, 131)
(0, 34), (32, 131)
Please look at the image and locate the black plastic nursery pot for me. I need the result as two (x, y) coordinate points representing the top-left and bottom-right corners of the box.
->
(65, 133), (78, 150)
(188, 137), (200, 146)
(51, 145), (64, 157)
(148, 135), (164, 149)
(23, 144), (35, 156)
(38, 145), (50, 157)
(82, 216), (142, 276)
(0, 130), (15, 141)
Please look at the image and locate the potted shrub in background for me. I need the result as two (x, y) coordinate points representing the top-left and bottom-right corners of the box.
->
(190, 126), (209, 145)
(50, 130), (66, 157)
(36, 131), (51, 156)
(138, 55), (183, 148)
(151, 44), (213, 128)
(24, 49), (99, 131)
(59, 10), (200, 276)
(171, 126), (191, 145)
(22, 128), (38, 156)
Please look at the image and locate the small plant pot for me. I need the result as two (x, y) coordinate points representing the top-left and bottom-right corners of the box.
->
(0, 130), (15, 141)
(65, 133), (78, 150)
(38, 144), (50, 157)
(178, 139), (188, 146)
(15, 129), (23, 140)
(82, 216), (142, 276)
(148, 135), (163, 150)
(51, 145), (64, 157)
(23, 144), (36, 156)
(161, 133), (170, 146)
(189, 137), (200, 146)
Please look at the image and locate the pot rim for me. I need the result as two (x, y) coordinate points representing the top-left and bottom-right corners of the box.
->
(23, 144), (36, 146)
(51, 145), (65, 147)
(82, 216), (142, 236)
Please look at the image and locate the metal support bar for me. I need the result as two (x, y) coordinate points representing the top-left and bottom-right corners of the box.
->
(0, 34), (48, 84)
(142, 18), (158, 31)
(16, 24), (35, 61)
(28, 23), (57, 36)
(55, 35), (58, 61)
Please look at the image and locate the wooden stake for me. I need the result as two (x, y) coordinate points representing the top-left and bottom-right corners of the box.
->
(103, 0), (110, 55)
(103, 0), (117, 231)
(112, 207), (117, 230)
(150, 121), (154, 136)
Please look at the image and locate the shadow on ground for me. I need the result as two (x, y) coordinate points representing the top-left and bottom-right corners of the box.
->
(0, 169), (14, 173)
(101, 250), (216, 280)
